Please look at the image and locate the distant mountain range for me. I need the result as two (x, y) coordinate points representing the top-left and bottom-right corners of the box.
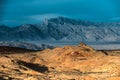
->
(0, 16), (120, 42)
(0, 42), (54, 50)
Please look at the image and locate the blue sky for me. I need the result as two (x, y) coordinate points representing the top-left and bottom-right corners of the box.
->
(0, 0), (120, 26)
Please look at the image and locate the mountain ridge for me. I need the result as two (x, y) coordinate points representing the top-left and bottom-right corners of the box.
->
(0, 16), (120, 42)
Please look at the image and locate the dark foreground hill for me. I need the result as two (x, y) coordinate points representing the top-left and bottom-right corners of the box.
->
(0, 46), (35, 54)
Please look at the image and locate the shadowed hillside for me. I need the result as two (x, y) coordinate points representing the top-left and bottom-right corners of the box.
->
(0, 46), (36, 54)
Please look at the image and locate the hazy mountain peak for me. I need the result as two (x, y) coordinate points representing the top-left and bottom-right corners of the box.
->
(0, 25), (11, 28)
(0, 25), (11, 31)
(48, 16), (78, 24)
(47, 17), (94, 26)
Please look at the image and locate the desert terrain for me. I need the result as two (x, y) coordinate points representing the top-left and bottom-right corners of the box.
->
(0, 43), (120, 80)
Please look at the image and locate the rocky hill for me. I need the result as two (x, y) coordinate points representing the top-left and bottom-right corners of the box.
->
(0, 43), (119, 80)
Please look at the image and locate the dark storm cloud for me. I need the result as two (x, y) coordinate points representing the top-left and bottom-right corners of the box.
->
(1, 0), (120, 26)
(0, 0), (7, 20)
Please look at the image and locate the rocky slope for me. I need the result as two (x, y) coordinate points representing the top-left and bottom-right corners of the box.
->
(0, 43), (119, 80)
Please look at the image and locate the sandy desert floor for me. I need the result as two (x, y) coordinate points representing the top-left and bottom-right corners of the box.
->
(0, 43), (120, 80)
